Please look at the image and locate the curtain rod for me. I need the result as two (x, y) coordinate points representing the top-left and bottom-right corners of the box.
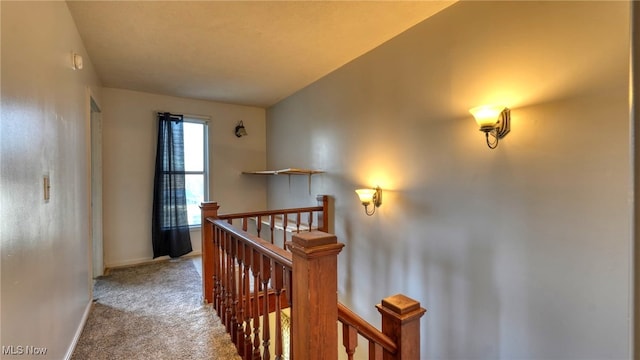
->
(156, 111), (210, 121)
(157, 112), (182, 119)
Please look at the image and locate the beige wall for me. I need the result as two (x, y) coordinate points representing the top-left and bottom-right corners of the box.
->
(0, 2), (102, 359)
(267, 1), (631, 358)
(101, 88), (266, 268)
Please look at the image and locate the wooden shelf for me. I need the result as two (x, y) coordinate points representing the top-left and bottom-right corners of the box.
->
(242, 168), (324, 176)
(242, 168), (324, 193)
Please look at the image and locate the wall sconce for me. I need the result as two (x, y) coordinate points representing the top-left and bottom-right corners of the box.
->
(355, 186), (382, 216)
(469, 105), (510, 149)
(235, 121), (248, 137)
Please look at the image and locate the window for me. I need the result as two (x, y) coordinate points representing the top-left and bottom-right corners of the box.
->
(183, 119), (208, 226)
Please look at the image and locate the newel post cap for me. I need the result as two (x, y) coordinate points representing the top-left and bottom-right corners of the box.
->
(199, 201), (220, 210)
(377, 294), (426, 323)
(200, 201), (220, 218)
(287, 231), (344, 258)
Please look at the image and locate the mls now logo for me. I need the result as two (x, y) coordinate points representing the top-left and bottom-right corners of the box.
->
(2, 345), (48, 356)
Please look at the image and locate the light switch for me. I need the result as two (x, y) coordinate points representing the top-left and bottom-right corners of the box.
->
(43, 175), (50, 202)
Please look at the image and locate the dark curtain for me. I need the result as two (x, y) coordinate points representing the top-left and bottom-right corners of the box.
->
(152, 112), (192, 258)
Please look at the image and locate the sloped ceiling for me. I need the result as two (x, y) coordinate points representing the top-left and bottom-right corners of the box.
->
(67, 1), (456, 107)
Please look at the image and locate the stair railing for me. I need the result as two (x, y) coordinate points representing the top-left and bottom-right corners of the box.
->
(200, 198), (426, 360)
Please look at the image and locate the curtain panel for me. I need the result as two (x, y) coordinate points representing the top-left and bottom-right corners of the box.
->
(152, 112), (192, 258)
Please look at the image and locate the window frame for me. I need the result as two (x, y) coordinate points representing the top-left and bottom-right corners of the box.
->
(182, 117), (209, 228)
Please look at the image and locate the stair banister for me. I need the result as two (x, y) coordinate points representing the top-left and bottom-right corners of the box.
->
(200, 198), (427, 359)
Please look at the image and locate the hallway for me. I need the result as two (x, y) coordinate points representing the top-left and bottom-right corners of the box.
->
(72, 258), (240, 360)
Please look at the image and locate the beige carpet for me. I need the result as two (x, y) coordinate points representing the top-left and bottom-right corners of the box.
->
(71, 258), (241, 360)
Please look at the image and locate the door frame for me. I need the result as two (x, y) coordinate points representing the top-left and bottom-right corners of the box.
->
(87, 89), (103, 290)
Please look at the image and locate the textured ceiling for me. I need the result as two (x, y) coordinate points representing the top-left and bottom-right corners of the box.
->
(67, 1), (455, 107)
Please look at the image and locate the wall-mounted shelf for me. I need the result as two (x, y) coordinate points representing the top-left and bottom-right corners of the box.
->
(242, 168), (324, 193)
(242, 168), (324, 176)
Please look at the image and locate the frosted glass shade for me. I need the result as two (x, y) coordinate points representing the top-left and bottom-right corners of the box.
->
(355, 189), (376, 205)
(469, 105), (504, 130)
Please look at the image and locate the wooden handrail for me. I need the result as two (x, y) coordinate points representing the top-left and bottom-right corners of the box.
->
(337, 302), (398, 354)
(216, 194), (329, 234)
(218, 206), (323, 220)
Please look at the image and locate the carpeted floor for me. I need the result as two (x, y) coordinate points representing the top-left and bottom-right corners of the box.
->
(71, 259), (241, 360)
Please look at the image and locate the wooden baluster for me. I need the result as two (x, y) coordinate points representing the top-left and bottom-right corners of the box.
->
(242, 217), (248, 232)
(283, 267), (292, 310)
(283, 268), (292, 308)
(223, 232), (231, 330)
(199, 201), (219, 304)
(376, 294), (426, 360)
(243, 244), (253, 359)
(225, 232), (233, 330)
(270, 215), (275, 245)
(256, 216), (262, 238)
(283, 267), (293, 359)
(342, 323), (357, 360)
(219, 228), (227, 317)
(368, 342), (383, 360)
(218, 229), (226, 322)
(216, 226), (224, 316)
(235, 242), (246, 358)
(213, 226), (221, 314)
(221, 231), (228, 328)
(221, 229), (228, 320)
(227, 218), (233, 225)
(282, 213), (288, 248)
(230, 236), (238, 345)
(273, 263), (284, 360)
(296, 212), (301, 233)
(288, 231), (344, 360)
(228, 234), (236, 333)
(261, 255), (272, 360)
(252, 250), (262, 360)
(308, 211), (313, 232)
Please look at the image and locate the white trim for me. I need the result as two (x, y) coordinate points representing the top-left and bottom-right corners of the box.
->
(182, 119), (209, 226)
(183, 115), (210, 123)
(64, 301), (92, 360)
(183, 114), (210, 121)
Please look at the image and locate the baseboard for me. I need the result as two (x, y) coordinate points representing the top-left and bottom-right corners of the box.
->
(105, 252), (202, 271)
(64, 300), (92, 360)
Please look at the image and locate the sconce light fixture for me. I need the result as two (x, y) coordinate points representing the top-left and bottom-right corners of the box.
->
(469, 105), (510, 149)
(355, 186), (382, 216)
(235, 120), (248, 137)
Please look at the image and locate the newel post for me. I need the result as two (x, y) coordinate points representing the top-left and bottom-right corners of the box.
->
(200, 201), (220, 304)
(288, 231), (344, 360)
(376, 294), (426, 360)
(316, 195), (329, 233)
